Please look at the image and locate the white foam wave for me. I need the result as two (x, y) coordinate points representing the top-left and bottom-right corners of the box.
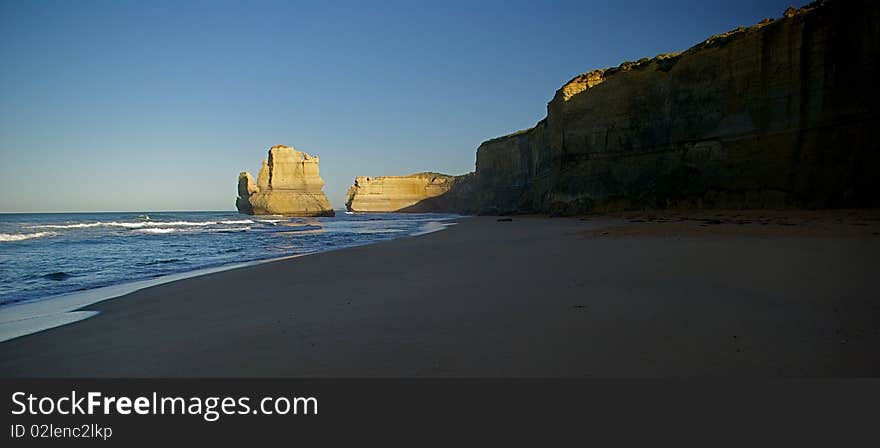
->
(220, 220), (254, 224)
(0, 232), (57, 242)
(31, 222), (104, 229)
(108, 222), (147, 228)
(31, 220), (220, 230)
(133, 228), (179, 234)
(156, 221), (217, 227)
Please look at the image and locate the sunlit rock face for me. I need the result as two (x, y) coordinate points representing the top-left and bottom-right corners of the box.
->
(472, 0), (880, 215)
(236, 145), (335, 217)
(345, 172), (475, 213)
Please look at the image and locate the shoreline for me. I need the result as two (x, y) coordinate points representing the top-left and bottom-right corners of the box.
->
(0, 254), (314, 343)
(1, 211), (878, 377)
(0, 218), (460, 343)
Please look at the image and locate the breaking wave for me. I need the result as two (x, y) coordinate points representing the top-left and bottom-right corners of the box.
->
(133, 228), (179, 234)
(31, 220), (222, 229)
(0, 232), (57, 242)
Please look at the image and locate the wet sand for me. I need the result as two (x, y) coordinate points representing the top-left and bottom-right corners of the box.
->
(1, 213), (878, 377)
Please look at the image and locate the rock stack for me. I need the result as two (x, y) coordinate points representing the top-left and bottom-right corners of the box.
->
(236, 145), (335, 216)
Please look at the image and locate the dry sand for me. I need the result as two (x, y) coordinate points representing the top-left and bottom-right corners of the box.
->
(1, 212), (878, 377)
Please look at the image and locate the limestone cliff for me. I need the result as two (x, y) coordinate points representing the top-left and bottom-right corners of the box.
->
(345, 172), (476, 213)
(472, 0), (880, 214)
(236, 145), (335, 216)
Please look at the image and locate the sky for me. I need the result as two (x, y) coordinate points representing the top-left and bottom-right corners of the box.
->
(0, 0), (798, 212)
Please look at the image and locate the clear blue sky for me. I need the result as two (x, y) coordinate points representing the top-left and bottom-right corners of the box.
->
(0, 0), (796, 212)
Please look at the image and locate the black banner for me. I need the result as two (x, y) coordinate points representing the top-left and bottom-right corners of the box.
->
(2, 379), (877, 445)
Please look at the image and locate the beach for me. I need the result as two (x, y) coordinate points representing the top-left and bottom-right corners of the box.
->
(1, 213), (878, 377)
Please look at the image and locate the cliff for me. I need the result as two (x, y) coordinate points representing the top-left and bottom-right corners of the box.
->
(345, 172), (476, 213)
(472, 0), (880, 215)
(236, 145), (335, 216)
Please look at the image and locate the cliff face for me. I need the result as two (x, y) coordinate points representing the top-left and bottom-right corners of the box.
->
(474, 0), (880, 214)
(345, 172), (476, 213)
(236, 145), (335, 216)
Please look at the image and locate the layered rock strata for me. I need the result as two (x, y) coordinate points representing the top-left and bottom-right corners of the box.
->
(236, 145), (335, 216)
(473, 0), (879, 214)
(345, 173), (475, 213)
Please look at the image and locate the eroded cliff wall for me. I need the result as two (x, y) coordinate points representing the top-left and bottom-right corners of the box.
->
(345, 172), (476, 213)
(475, 0), (880, 214)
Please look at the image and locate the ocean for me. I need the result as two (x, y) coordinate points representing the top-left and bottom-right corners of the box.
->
(0, 211), (460, 307)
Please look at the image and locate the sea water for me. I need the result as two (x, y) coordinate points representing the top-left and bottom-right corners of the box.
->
(0, 211), (460, 306)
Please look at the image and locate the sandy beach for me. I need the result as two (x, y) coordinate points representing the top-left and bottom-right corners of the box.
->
(1, 213), (878, 377)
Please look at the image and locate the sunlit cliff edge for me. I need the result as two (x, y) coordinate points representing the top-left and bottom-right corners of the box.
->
(347, 0), (879, 215)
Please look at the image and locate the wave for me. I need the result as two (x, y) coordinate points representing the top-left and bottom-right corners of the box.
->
(0, 232), (57, 242)
(135, 226), (251, 234)
(42, 272), (73, 281)
(274, 229), (325, 236)
(411, 221), (457, 236)
(133, 228), (179, 234)
(23, 220), (256, 236)
(30, 222), (104, 229)
(31, 220), (222, 229)
(274, 224), (323, 232)
(210, 226), (251, 233)
(353, 229), (405, 234)
(137, 258), (183, 266)
(158, 221), (218, 227)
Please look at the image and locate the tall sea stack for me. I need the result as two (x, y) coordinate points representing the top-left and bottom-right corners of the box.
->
(236, 145), (335, 217)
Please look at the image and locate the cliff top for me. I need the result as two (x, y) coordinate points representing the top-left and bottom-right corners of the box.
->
(552, 0), (828, 104)
(480, 127), (535, 146)
(267, 144), (317, 161)
(355, 172), (456, 182)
